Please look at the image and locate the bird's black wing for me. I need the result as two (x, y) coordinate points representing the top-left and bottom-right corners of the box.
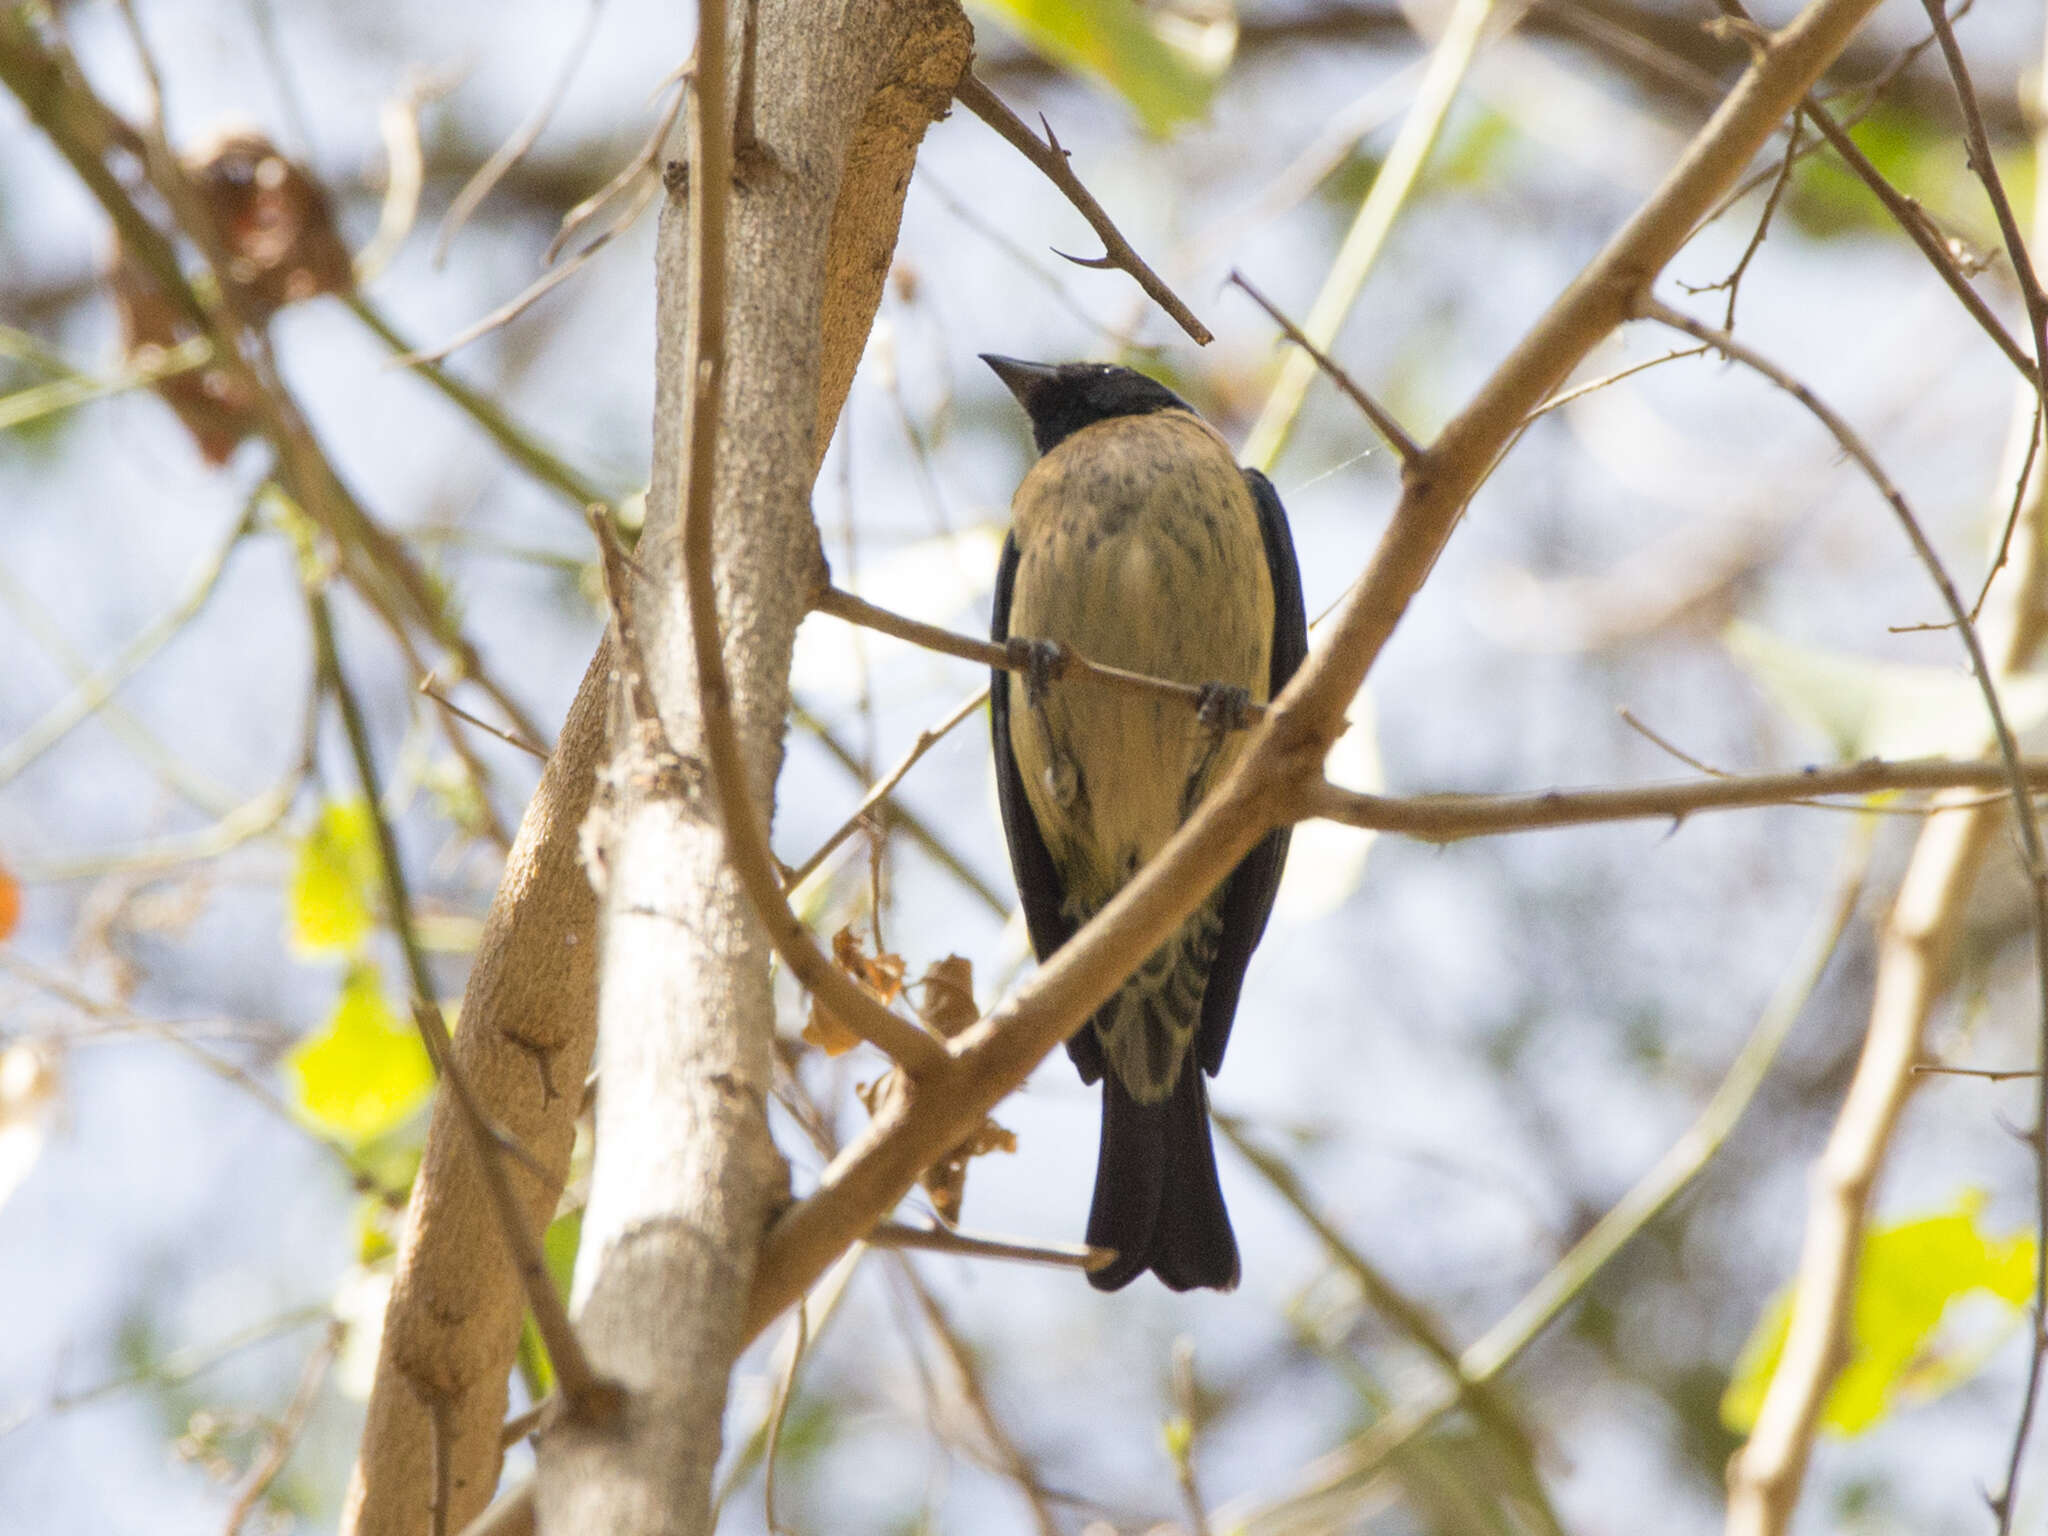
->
(990, 531), (1102, 1081)
(1197, 468), (1309, 1076)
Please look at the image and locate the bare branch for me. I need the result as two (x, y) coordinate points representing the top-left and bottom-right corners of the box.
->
(1241, 0), (1500, 471)
(867, 1220), (1109, 1272)
(783, 685), (988, 895)
(222, 1322), (344, 1536)
(434, 0), (605, 264)
(1227, 270), (1421, 466)
(952, 70), (1212, 345)
(742, 0), (1895, 1348)
(309, 581), (619, 1423)
(1226, 819), (1872, 1533)
(812, 584), (1267, 723)
(592, 515), (949, 1079)
(1310, 755), (2048, 840)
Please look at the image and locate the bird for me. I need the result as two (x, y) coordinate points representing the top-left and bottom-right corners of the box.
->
(984, 354), (1307, 1292)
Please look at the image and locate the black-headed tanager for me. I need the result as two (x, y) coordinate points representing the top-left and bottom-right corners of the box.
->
(984, 355), (1307, 1292)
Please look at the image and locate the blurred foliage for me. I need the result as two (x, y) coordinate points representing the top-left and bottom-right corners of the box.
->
(1722, 1192), (2036, 1436)
(284, 964), (434, 1144)
(288, 799), (381, 958)
(1725, 621), (2048, 759)
(969, 0), (1232, 134)
(1786, 102), (2034, 243)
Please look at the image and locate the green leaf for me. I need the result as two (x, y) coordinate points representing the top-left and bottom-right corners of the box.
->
(1722, 1191), (2036, 1436)
(286, 965), (435, 1143)
(1725, 621), (2048, 761)
(544, 1208), (582, 1299)
(970, 0), (1232, 134)
(288, 799), (381, 957)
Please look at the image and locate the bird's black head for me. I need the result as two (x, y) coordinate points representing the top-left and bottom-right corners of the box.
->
(981, 355), (1193, 455)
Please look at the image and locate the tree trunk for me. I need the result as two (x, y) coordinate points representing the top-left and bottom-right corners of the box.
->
(538, 3), (973, 1523)
(345, 3), (969, 1531)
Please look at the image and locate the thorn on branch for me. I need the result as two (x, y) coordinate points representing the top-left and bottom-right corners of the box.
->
(954, 70), (1212, 345)
(1052, 246), (1118, 271)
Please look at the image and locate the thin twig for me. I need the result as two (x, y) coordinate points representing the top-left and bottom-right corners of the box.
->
(1311, 755), (2048, 841)
(0, 494), (254, 793)
(1640, 300), (2042, 870)
(1974, 402), (2044, 622)
(433, 0), (605, 264)
(1903, 29), (2048, 1505)
(0, 1304), (328, 1440)
(812, 584), (1267, 722)
(1529, 347), (1709, 419)
(0, 949), (394, 1197)
(897, 1260), (1062, 1536)
(762, 1302), (808, 1536)
(791, 700), (1009, 915)
(395, 174), (658, 368)
(221, 1320), (343, 1536)
(1799, 97), (2033, 381)
(1646, 303), (2048, 1532)
(1241, 0), (1500, 471)
(308, 581), (617, 1423)
(1916, 0), (2048, 382)
(355, 83), (427, 286)
(1227, 270), (1421, 465)
(1167, 1337), (1212, 1536)
(1914, 1063), (2042, 1082)
(1689, 109), (1804, 331)
(953, 70), (1212, 345)
(1618, 707), (1729, 776)
(867, 1220), (1109, 1272)
(590, 514), (950, 1079)
(1227, 819), (1873, 1534)
(345, 295), (609, 510)
(1219, 1116), (1559, 1533)
(0, 552), (237, 815)
(0, 333), (210, 430)
(545, 64), (688, 266)
(419, 673), (551, 759)
(784, 686), (988, 895)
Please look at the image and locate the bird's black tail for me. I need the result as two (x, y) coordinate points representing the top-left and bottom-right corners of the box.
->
(1086, 1060), (1240, 1292)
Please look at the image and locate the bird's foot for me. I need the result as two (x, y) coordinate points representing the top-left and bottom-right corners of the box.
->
(1006, 636), (1067, 706)
(1195, 681), (1254, 734)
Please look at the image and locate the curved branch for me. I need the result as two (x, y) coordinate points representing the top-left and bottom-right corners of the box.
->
(954, 70), (1212, 345)
(741, 0), (1893, 1344)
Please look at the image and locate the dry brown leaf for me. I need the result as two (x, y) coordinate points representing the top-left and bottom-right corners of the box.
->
(830, 924), (906, 1004)
(109, 131), (352, 464)
(914, 954), (977, 1038)
(188, 130), (354, 320)
(922, 1118), (1017, 1225)
(856, 956), (1011, 1223)
(801, 993), (865, 1058)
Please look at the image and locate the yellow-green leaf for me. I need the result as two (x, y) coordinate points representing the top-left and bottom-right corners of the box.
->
(544, 1208), (582, 1299)
(970, 0), (1232, 135)
(286, 966), (434, 1142)
(288, 800), (381, 957)
(1722, 1191), (2036, 1436)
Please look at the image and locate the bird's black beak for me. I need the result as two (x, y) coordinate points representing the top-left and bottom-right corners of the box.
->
(980, 354), (1060, 411)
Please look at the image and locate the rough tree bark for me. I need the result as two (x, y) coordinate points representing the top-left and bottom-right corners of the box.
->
(538, 5), (972, 1528)
(344, 3), (971, 1532)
